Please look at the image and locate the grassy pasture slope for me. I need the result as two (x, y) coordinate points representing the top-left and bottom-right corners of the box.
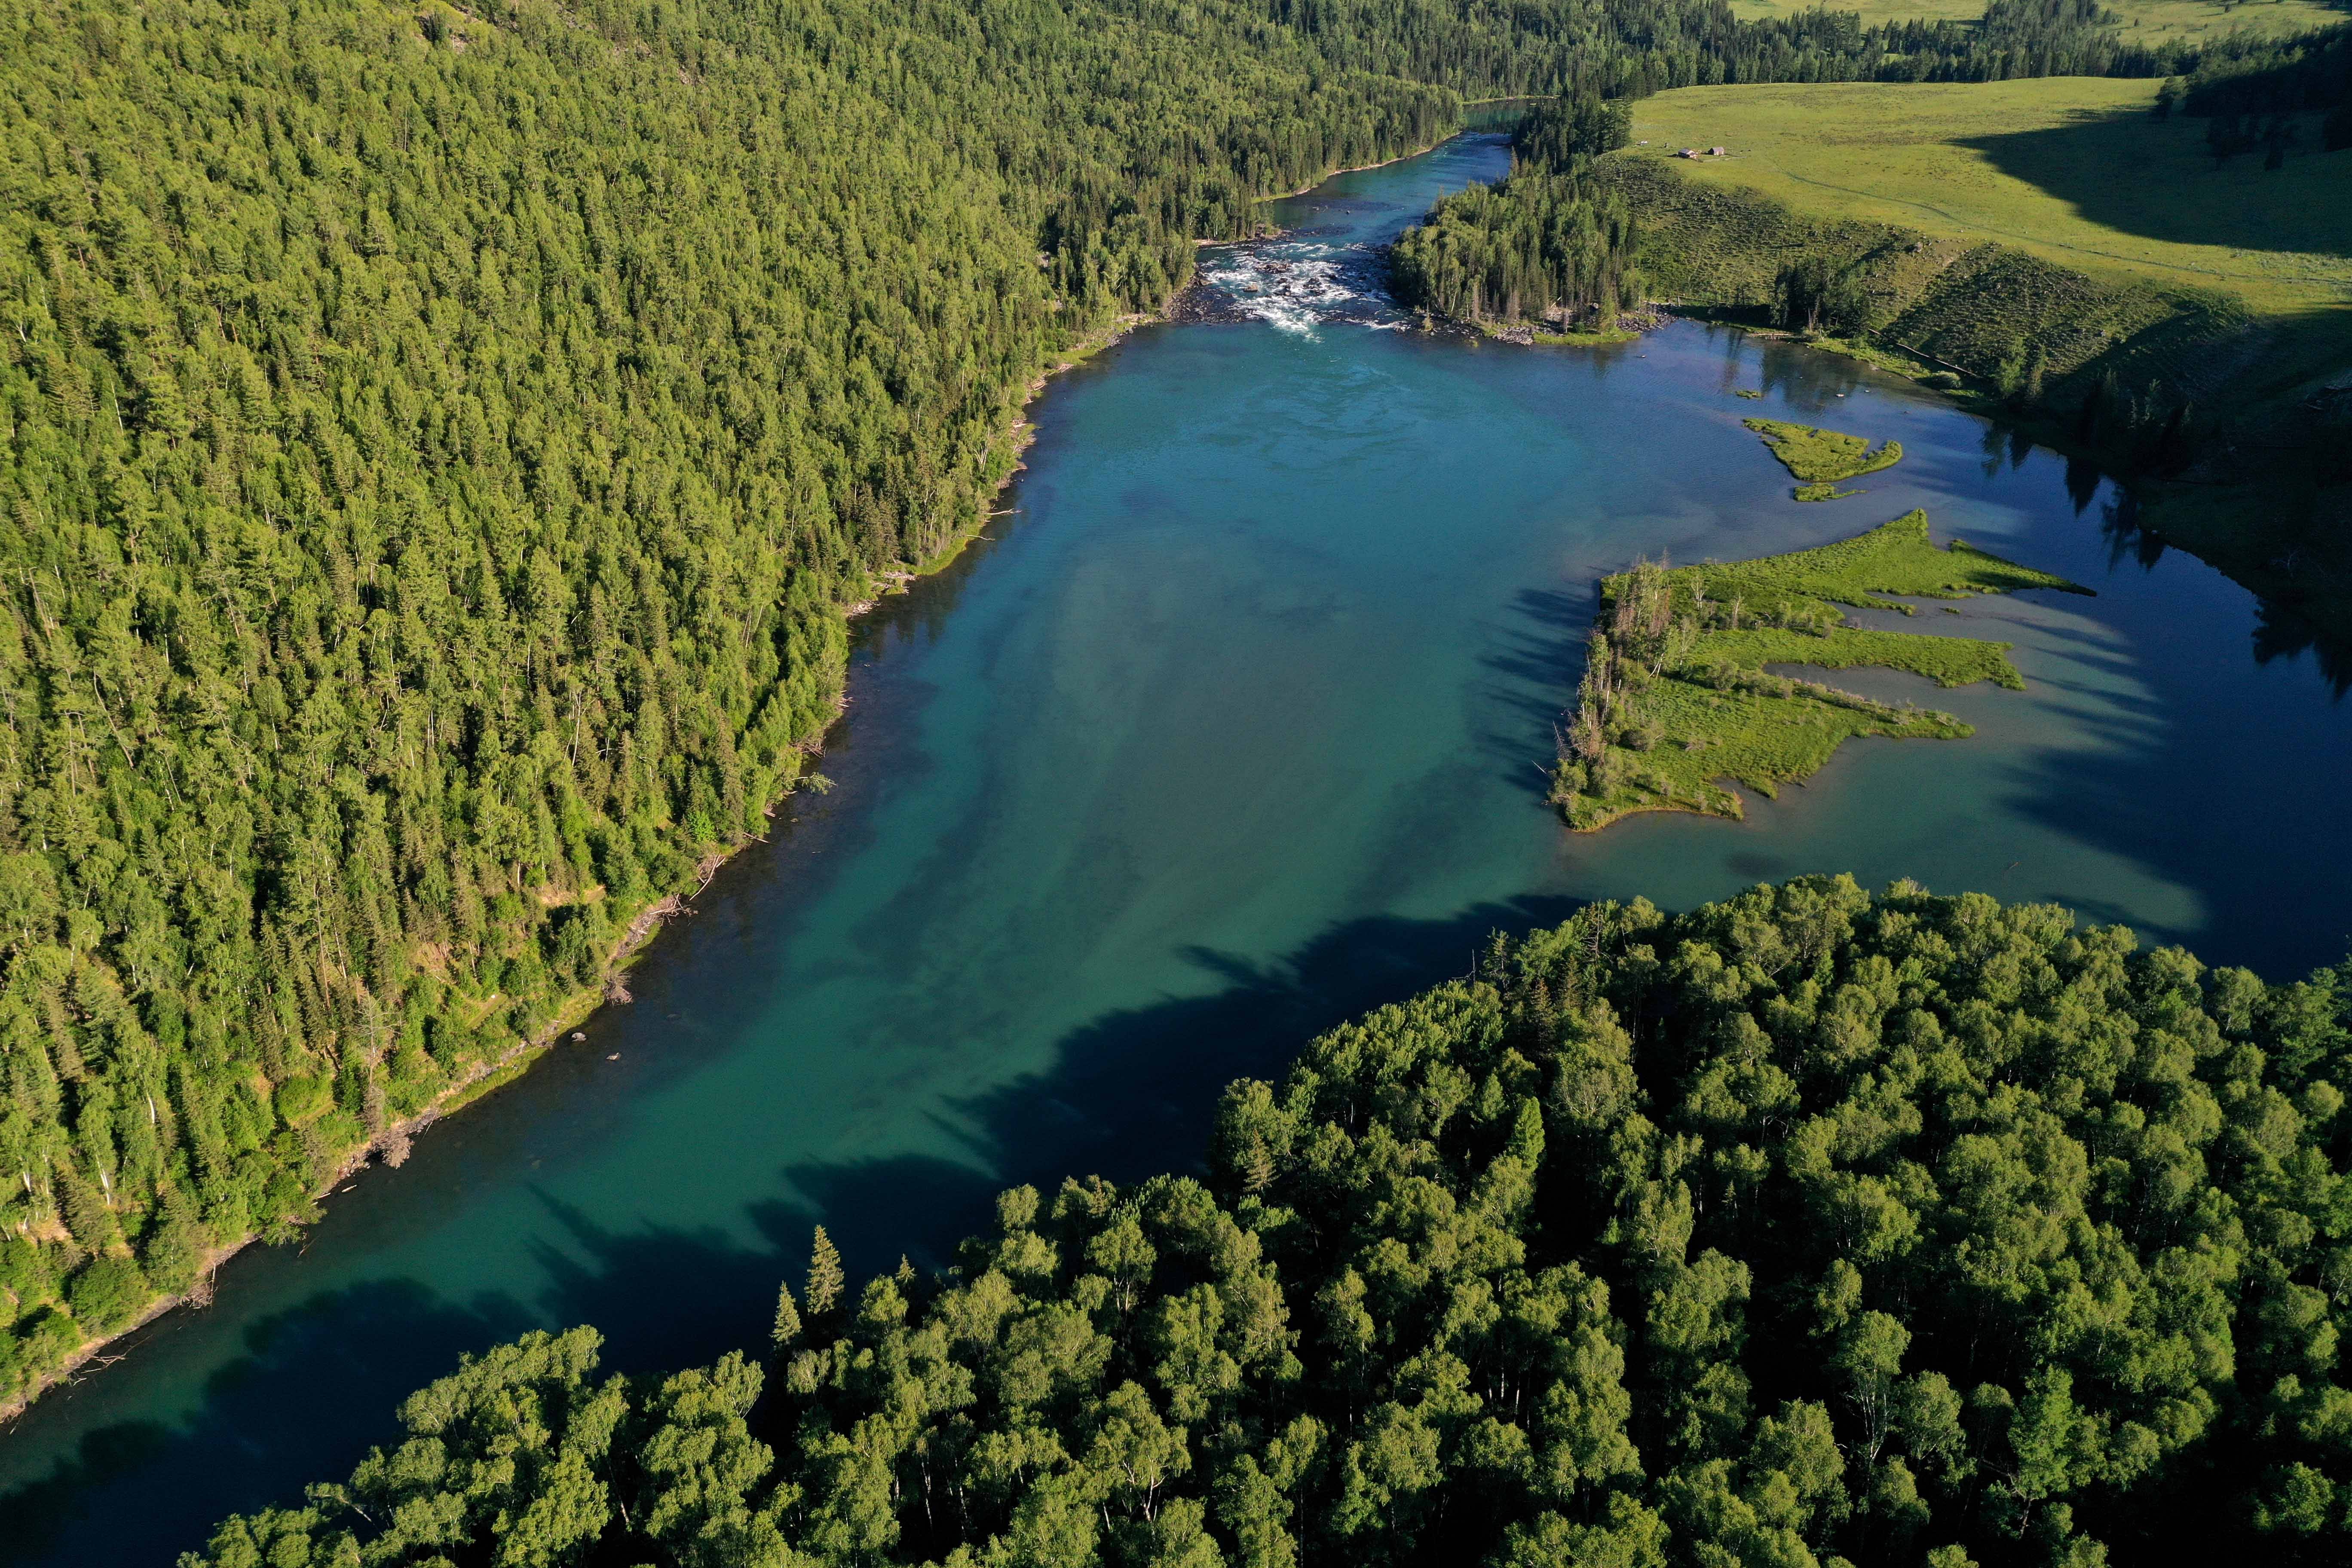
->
(1724, 0), (2349, 42)
(1611, 74), (2352, 656)
(1629, 77), (2352, 319)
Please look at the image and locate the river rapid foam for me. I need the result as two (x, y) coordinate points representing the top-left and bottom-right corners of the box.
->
(1190, 236), (1411, 335)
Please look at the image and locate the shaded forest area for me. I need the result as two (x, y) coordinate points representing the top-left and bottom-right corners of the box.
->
(182, 879), (2352, 1566)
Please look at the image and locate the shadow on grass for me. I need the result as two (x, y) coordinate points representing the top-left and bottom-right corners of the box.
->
(1956, 105), (2352, 263)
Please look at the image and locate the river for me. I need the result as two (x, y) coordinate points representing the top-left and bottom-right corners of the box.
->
(4, 132), (2349, 1564)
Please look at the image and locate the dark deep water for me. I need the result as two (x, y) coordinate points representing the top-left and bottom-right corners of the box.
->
(5, 132), (2349, 1565)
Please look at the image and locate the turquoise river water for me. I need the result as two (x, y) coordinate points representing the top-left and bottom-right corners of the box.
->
(5, 133), (2350, 1563)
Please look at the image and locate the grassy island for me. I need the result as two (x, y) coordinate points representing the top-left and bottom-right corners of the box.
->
(1550, 510), (2087, 830)
(1743, 416), (1903, 500)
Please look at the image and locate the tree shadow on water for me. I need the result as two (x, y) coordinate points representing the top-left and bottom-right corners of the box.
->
(0, 897), (1587, 1568)
(760, 897), (1583, 1291)
(1473, 585), (1592, 799)
(0, 1281), (539, 1568)
(1996, 648), (2352, 975)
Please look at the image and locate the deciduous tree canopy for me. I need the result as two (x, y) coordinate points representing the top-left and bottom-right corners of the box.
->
(185, 879), (2352, 1567)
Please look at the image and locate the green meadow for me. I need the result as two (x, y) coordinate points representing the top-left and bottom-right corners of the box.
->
(1627, 77), (2352, 321)
(1607, 72), (2352, 646)
(1743, 416), (1903, 498)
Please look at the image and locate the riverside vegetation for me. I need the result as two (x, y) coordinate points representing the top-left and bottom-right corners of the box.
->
(178, 878), (2352, 1566)
(1393, 15), (2351, 649)
(1389, 96), (1645, 332)
(15, 0), (2303, 1421)
(1385, 0), (2306, 335)
(1548, 512), (2086, 832)
(9, 0), (2069, 1415)
(0, 0), (2345, 1513)
(0, 0), (1464, 1412)
(1595, 32), (2352, 652)
(1743, 418), (1906, 500)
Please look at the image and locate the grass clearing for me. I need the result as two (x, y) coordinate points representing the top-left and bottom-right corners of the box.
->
(1552, 511), (2089, 831)
(1627, 78), (2352, 319)
(1744, 417), (1903, 499)
(1605, 73), (2352, 654)
(1720, 0), (2349, 43)
(1596, 150), (2262, 413)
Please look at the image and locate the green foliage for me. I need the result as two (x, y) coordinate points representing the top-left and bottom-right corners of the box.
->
(1773, 254), (1874, 339)
(1392, 92), (1645, 329)
(1392, 171), (1643, 326)
(183, 880), (2352, 1566)
(1513, 93), (1635, 168)
(1743, 418), (1905, 493)
(1594, 152), (2248, 453)
(0, 0), (2278, 1417)
(1551, 511), (2088, 830)
(0, 0), (1482, 1407)
(2178, 24), (2352, 119)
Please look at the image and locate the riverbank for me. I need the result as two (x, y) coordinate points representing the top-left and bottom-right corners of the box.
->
(19, 142), (2352, 1562)
(1460, 309), (1661, 346)
(1590, 89), (2352, 655)
(1262, 138), (1463, 199)
(0, 140), (1459, 1425)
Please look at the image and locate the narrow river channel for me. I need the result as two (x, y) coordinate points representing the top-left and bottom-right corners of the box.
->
(6, 133), (2350, 1565)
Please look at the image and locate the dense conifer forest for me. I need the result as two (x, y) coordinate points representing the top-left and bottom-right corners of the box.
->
(0, 0), (1472, 1407)
(0, 0), (1509, 1407)
(0, 0), (2244, 1412)
(179, 879), (2352, 1566)
(1390, 93), (1642, 325)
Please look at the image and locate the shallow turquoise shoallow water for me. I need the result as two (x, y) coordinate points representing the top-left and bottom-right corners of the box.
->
(5, 134), (2349, 1562)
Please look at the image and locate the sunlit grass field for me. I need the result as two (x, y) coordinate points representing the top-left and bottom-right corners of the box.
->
(1722, 0), (2347, 41)
(1630, 77), (2352, 321)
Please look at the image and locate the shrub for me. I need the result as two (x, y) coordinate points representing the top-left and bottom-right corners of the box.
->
(1619, 719), (1666, 750)
(275, 1075), (331, 1127)
(17, 1307), (83, 1375)
(65, 1256), (150, 1335)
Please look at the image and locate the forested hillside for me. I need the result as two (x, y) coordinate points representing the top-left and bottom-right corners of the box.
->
(1286, 0), (2205, 96)
(0, 0), (1479, 1410)
(1391, 92), (1645, 325)
(181, 879), (2352, 1566)
(0, 0), (2326, 1434)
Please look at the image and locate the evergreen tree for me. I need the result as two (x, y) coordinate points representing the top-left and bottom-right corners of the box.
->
(771, 1281), (802, 1350)
(804, 1227), (845, 1322)
(181, 880), (2352, 1568)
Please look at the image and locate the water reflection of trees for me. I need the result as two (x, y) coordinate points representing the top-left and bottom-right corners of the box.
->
(2253, 598), (2352, 699)
(1752, 337), (1869, 413)
(2099, 482), (2352, 697)
(2098, 486), (2167, 571)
